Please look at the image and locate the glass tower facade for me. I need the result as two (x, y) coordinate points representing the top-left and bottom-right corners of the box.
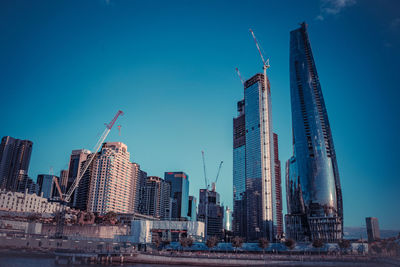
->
(164, 172), (189, 220)
(233, 73), (279, 241)
(286, 22), (343, 242)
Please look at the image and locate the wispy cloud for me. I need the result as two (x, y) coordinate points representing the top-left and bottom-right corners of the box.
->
(316, 0), (356, 21)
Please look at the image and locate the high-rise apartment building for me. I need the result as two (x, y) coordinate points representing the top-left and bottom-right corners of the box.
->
(87, 142), (134, 215)
(366, 217), (380, 243)
(0, 136), (33, 192)
(141, 176), (171, 219)
(131, 163), (148, 213)
(198, 188), (224, 239)
(165, 172), (189, 220)
(233, 73), (279, 241)
(286, 22), (343, 242)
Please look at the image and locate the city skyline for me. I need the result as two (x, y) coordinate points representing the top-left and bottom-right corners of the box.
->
(1, 0), (400, 230)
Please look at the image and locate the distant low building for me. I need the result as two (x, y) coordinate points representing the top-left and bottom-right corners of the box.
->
(198, 186), (224, 239)
(366, 217), (380, 242)
(0, 189), (62, 214)
(123, 220), (205, 244)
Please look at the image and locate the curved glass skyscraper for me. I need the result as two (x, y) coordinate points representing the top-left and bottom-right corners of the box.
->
(286, 23), (343, 242)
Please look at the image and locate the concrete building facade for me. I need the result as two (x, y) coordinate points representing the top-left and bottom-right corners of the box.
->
(0, 189), (61, 214)
(87, 142), (134, 215)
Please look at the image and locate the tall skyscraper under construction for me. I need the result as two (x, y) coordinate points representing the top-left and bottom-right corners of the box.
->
(286, 22), (343, 242)
(233, 73), (280, 241)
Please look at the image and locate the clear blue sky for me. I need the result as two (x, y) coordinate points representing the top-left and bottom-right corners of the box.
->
(1, 0), (399, 230)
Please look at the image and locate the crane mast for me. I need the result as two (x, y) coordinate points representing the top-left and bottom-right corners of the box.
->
(249, 28), (274, 226)
(64, 110), (124, 203)
(214, 161), (223, 184)
(201, 150), (209, 190)
(235, 67), (245, 85)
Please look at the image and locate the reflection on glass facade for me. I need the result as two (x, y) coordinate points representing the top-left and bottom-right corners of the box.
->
(164, 172), (189, 220)
(286, 22), (343, 242)
(233, 73), (279, 241)
(233, 100), (246, 237)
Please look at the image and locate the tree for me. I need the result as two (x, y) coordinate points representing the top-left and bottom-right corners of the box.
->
(312, 239), (324, 255)
(162, 239), (171, 250)
(180, 237), (193, 250)
(337, 239), (351, 254)
(231, 236), (243, 253)
(153, 234), (162, 250)
(285, 238), (296, 254)
(103, 211), (118, 225)
(206, 236), (219, 250)
(258, 238), (269, 255)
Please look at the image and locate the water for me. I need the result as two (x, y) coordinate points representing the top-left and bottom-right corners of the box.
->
(0, 252), (391, 267)
(0, 253), (166, 267)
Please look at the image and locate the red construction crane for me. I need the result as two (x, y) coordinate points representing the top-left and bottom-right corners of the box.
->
(63, 110), (124, 203)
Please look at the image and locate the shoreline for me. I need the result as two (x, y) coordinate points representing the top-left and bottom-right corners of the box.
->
(0, 248), (392, 267)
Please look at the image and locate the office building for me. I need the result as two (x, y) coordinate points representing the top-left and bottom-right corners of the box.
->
(87, 142), (135, 215)
(74, 153), (98, 211)
(141, 176), (171, 219)
(273, 133), (284, 238)
(37, 174), (59, 199)
(164, 172), (189, 220)
(59, 170), (69, 194)
(233, 99), (247, 238)
(188, 195), (197, 221)
(366, 217), (380, 242)
(198, 188), (224, 239)
(15, 171), (37, 194)
(232, 72), (279, 241)
(0, 136), (33, 192)
(286, 22), (343, 242)
(66, 149), (91, 204)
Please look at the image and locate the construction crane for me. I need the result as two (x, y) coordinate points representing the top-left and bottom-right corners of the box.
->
(55, 110), (123, 238)
(250, 28), (271, 91)
(249, 29), (270, 71)
(63, 110), (124, 203)
(117, 125), (122, 136)
(201, 150), (209, 190)
(214, 161), (223, 184)
(53, 177), (63, 201)
(235, 67), (245, 85)
(249, 28), (274, 225)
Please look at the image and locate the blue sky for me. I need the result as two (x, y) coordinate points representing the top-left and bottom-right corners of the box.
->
(1, 0), (399, 230)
